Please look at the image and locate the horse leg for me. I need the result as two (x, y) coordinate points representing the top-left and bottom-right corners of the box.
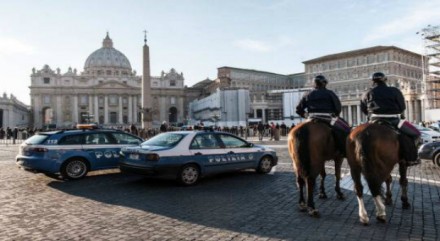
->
(373, 195), (386, 223)
(368, 179), (386, 223)
(297, 176), (307, 212)
(334, 156), (345, 200)
(351, 169), (369, 225)
(319, 168), (327, 199)
(306, 177), (319, 217)
(399, 162), (411, 209)
(384, 175), (393, 205)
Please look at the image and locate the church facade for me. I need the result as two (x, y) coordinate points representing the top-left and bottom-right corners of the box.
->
(30, 34), (187, 128)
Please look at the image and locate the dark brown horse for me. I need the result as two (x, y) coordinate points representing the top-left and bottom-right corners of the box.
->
(346, 123), (410, 225)
(288, 120), (345, 217)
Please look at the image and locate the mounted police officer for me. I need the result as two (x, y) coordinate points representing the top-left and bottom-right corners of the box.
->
(360, 72), (421, 166)
(296, 75), (350, 155)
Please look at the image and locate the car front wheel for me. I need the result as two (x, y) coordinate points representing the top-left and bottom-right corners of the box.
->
(434, 152), (440, 167)
(178, 164), (200, 186)
(257, 156), (273, 173)
(61, 158), (89, 180)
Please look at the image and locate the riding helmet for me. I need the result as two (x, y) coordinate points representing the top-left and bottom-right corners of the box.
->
(314, 75), (328, 86)
(372, 72), (387, 82)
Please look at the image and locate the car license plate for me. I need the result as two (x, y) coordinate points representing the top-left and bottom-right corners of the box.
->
(129, 154), (139, 160)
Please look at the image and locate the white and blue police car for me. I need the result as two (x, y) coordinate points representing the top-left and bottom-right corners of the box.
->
(119, 130), (278, 185)
(16, 125), (143, 180)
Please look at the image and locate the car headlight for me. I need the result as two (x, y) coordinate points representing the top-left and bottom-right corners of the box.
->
(145, 153), (160, 161)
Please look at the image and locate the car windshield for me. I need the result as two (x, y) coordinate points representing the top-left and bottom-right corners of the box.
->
(141, 133), (186, 147)
(25, 134), (49, 145)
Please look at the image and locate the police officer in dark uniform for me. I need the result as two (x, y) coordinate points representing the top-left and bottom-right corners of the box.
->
(296, 75), (341, 118)
(296, 75), (350, 155)
(360, 72), (421, 166)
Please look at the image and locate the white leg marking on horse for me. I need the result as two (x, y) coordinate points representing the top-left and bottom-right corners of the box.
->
(357, 196), (369, 224)
(373, 195), (386, 218)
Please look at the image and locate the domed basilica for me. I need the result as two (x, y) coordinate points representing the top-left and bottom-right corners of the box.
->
(30, 33), (191, 128)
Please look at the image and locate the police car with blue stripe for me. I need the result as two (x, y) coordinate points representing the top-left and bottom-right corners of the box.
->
(119, 130), (278, 185)
(16, 124), (143, 180)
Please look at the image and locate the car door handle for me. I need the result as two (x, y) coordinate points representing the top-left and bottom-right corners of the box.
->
(228, 151), (235, 154)
(194, 152), (202, 156)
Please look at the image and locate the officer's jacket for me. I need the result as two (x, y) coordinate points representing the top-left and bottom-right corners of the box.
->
(296, 87), (341, 118)
(360, 82), (405, 115)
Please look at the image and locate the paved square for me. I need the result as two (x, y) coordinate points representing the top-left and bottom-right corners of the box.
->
(0, 139), (439, 241)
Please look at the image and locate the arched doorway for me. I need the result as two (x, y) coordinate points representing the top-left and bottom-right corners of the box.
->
(168, 107), (177, 124)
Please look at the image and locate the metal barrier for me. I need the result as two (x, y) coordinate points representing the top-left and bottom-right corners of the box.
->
(0, 138), (24, 145)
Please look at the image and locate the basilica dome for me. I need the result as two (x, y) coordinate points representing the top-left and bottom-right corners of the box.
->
(84, 33), (132, 73)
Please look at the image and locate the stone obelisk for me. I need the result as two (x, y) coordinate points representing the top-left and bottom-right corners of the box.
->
(142, 31), (152, 129)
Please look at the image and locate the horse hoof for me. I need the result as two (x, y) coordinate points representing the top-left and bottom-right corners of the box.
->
(308, 209), (320, 217)
(385, 199), (393, 206)
(337, 193), (345, 200)
(402, 202), (411, 209)
(299, 203), (307, 212)
(360, 217), (369, 225)
(319, 193), (328, 199)
(376, 215), (387, 223)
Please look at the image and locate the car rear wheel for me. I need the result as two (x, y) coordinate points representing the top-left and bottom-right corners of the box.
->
(434, 152), (440, 167)
(61, 158), (89, 180)
(257, 156), (273, 174)
(178, 164), (200, 186)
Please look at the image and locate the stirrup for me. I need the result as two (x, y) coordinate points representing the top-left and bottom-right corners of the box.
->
(406, 158), (421, 167)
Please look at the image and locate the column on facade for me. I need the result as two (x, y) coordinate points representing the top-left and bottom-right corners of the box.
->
(128, 95), (133, 123)
(104, 96), (108, 124)
(94, 95), (99, 123)
(262, 108), (266, 123)
(408, 99), (413, 122)
(118, 95), (123, 124)
(356, 105), (361, 126)
(253, 109), (257, 119)
(73, 95), (78, 124)
(7, 106), (12, 127)
(133, 95), (138, 123)
(414, 99), (420, 123)
(347, 105), (352, 125)
(56, 95), (62, 127)
(88, 95), (93, 123)
(33, 96), (40, 127)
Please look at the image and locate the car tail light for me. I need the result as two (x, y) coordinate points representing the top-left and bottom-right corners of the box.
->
(145, 153), (160, 161)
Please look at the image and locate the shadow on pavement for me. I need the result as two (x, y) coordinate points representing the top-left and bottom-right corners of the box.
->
(46, 168), (439, 240)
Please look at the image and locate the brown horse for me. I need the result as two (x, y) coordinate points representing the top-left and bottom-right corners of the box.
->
(288, 120), (345, 217)
(346, 123), (410, 225)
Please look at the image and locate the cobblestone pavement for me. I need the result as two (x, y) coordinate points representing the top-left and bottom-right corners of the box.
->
(0, 138), (439, 241)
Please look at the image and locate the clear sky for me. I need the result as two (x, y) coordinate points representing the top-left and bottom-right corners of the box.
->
(1, 0), (439, 105)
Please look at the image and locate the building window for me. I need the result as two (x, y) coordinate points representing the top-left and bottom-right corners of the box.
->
(80, 95), (88, 105)
(106, 70), (112, 75)
(44, 96), (51, 104)
(171, 97), (176, 105)
(43, 77), (50, 84)
(170, 79), (176, 86)
(109, 96), (117, 105)
(123, 115), (128, 124)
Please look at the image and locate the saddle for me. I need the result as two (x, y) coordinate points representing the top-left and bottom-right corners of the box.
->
(369, 119), (400, 134)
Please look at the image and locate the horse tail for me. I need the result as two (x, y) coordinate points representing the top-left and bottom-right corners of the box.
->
(294, 124), (310, 177)
(355, 129), (373, 172)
